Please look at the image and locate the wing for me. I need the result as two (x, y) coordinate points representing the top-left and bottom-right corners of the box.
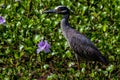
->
(69, 32), (108, 65)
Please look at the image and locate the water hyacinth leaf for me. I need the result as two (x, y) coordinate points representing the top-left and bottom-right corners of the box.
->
(19, 44), (24, 51)
(43, 64), (49, 70)
(33, 35), (41, 43)
(68, 62), (75, 67)
(65, 50), (72, 58)
(37, 40), (51, 53)
(44, 19), (51, 24)
(103, 24), (108, 32)
(47, 73), (58, 80)
(106, 65), (114, 72)
(89, 71), (95, 77)
(81, 68), (85, 73)
(14, 53), (19, 59)
(20, 52), (24, 57)
(74, 71), (80, 77)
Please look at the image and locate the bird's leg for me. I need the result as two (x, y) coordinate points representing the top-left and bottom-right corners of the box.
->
(75, 53), (80, 70)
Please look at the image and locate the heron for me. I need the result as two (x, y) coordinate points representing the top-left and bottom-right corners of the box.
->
(43, 6), (109, 68)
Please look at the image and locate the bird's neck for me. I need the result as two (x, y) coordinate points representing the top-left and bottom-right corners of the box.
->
(61, 14), (70, 30)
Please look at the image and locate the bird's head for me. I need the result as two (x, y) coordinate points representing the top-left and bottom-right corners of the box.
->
(43, 6), (70, 15)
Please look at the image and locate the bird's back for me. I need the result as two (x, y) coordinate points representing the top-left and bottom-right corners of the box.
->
(62, 26), (109, 65)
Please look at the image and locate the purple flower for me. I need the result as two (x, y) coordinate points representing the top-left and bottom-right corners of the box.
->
(37, 40), (51, 53)
(1, 4), (5, 8)
(0, 16), (6, 24)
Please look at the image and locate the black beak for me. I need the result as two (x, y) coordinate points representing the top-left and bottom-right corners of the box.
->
(42, 10), (56, 14)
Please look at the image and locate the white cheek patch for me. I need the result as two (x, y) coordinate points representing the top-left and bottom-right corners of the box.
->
(61, 10), (67, 13)
(55, 6), (63, 10)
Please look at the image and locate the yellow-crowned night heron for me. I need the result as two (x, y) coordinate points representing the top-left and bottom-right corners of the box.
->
(43, 6), (109, 67)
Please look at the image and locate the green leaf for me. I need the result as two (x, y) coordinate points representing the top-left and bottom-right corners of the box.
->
(103, 24), (108, 32)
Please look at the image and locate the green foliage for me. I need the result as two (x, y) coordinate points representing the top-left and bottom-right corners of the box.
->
(0, 0), (120, 79)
